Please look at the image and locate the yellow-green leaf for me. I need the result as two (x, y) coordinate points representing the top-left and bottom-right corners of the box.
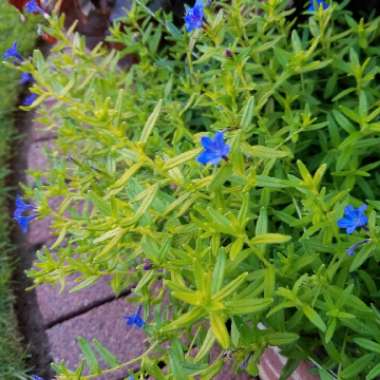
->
(140, 99), (162, 143)
(210, 313), (230, 349)
(251, 233), (291, 245)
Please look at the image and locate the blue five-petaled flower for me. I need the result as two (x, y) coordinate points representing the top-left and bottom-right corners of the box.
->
(20, 72), (34, 86)
(197, 131), (230, 165)
(25, 0), (44, 14)
(124, 306), (145, 329)
(308, 0), (329, 12)
(337, 204), (368, 235)
(22, 93), (38, 106)
(185, 0), (205, 32)
(3, 42), (23, 62)
(13, 195), (36, 234)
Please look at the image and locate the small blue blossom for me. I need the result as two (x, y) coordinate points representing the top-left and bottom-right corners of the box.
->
(20, 73), (34, 86)
(128, 376), (135, 380)
(13, 195), (36, 234)
(337, 204), (368, 235)
(25, 0), (44, 14)
(3, 42), (23, 62)
(22, 93), (38, 106)
(31, 376), (44, 380)
(197, 131), (230, 165)
(346, 239), (369, 256)
(184, 0), (205, 32)
(123, 306), (145, 329)
(308, 0), (329, 12)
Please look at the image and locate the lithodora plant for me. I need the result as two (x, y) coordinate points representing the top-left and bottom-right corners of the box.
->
(11, 0), (380, 378)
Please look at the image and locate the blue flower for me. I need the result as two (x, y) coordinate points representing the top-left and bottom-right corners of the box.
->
(31, 376), (44, 380)
(25, 0), (44, 14)
(128, 376), (135, 380)
(346, 239), (369, 256)
(13, 196), (36, 234)
(20, 73), (34, 86)
(123, 306), (145, 329)
(197, 131), (230, 165)
(308, 0), (329, 12)
(3, 42), (23, 62)
(337, 204), (368, 235)
(22, 93), (38, 106)
(184, 0), (205, 32)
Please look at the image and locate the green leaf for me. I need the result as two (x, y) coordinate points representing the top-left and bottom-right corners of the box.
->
(226, 297), (273, 315)
(341, 353), (375, 379)
(350, 243), (374, 272)
(319, 367), (334, 380)
(244, 144), (289, 159)
(130, 184), (159, 222)
(168, 341), (186, 380)
(366, 363), (380, 380)
(140, 99), (162, 143)
(206, 207), (238, 235)
(303, 305), (326, 332)
(279, 358), (299, 380)
(213, 272), (248, 302)
(256, 175), (291, 189)
(77, 337), (101, 375)
(264, 265), (275, 298)
(265, 332), (299, 345)
(211, 250), (226, 294)
(251, 233), (291, 245)
(106, 163), (142, 198)
(240, 96), (255, 130)
(194, 329), (215, 362)
(163, 307), (204, 331)
(353, 338), (380, 354)
(92, 339), (120, 368)
(230, 237), (245, 261)
(163, 148), (201, 170)
(210, 312), (230, 349)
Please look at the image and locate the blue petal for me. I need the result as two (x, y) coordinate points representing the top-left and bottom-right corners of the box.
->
(15, 195), (29, 211)
(337, 217), (352, 229)
(133, 315), (145, 328)
(197, 151), (222, 165)
(357, 214), (368, 227)
(200, 136), (214, 150)
(344, 205), (355, 218)
(221, 143), (230, 157)
(22, 93), (38, 106)
(20, 72), (33, 85)
(213, 131), (225, 150)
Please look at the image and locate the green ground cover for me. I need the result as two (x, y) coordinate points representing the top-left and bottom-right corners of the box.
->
(0, 3), (39, 379)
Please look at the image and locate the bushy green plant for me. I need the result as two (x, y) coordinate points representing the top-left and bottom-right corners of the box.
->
(19, 0), (380, 378)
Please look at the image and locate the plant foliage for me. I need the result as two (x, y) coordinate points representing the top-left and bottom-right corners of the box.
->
(20, 0), (380, 378)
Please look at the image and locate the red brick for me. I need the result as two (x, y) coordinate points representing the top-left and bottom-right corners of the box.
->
(259, 347), (320, 380)
(26, 139), (57, 186)
(30, 99), (58, 141)
(26, 197), (60, 246)
(47, 298), (145, 379)
(36, 275), (117, 327)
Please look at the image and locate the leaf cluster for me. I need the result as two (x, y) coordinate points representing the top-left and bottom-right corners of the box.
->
(22, 0), (380, 378)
